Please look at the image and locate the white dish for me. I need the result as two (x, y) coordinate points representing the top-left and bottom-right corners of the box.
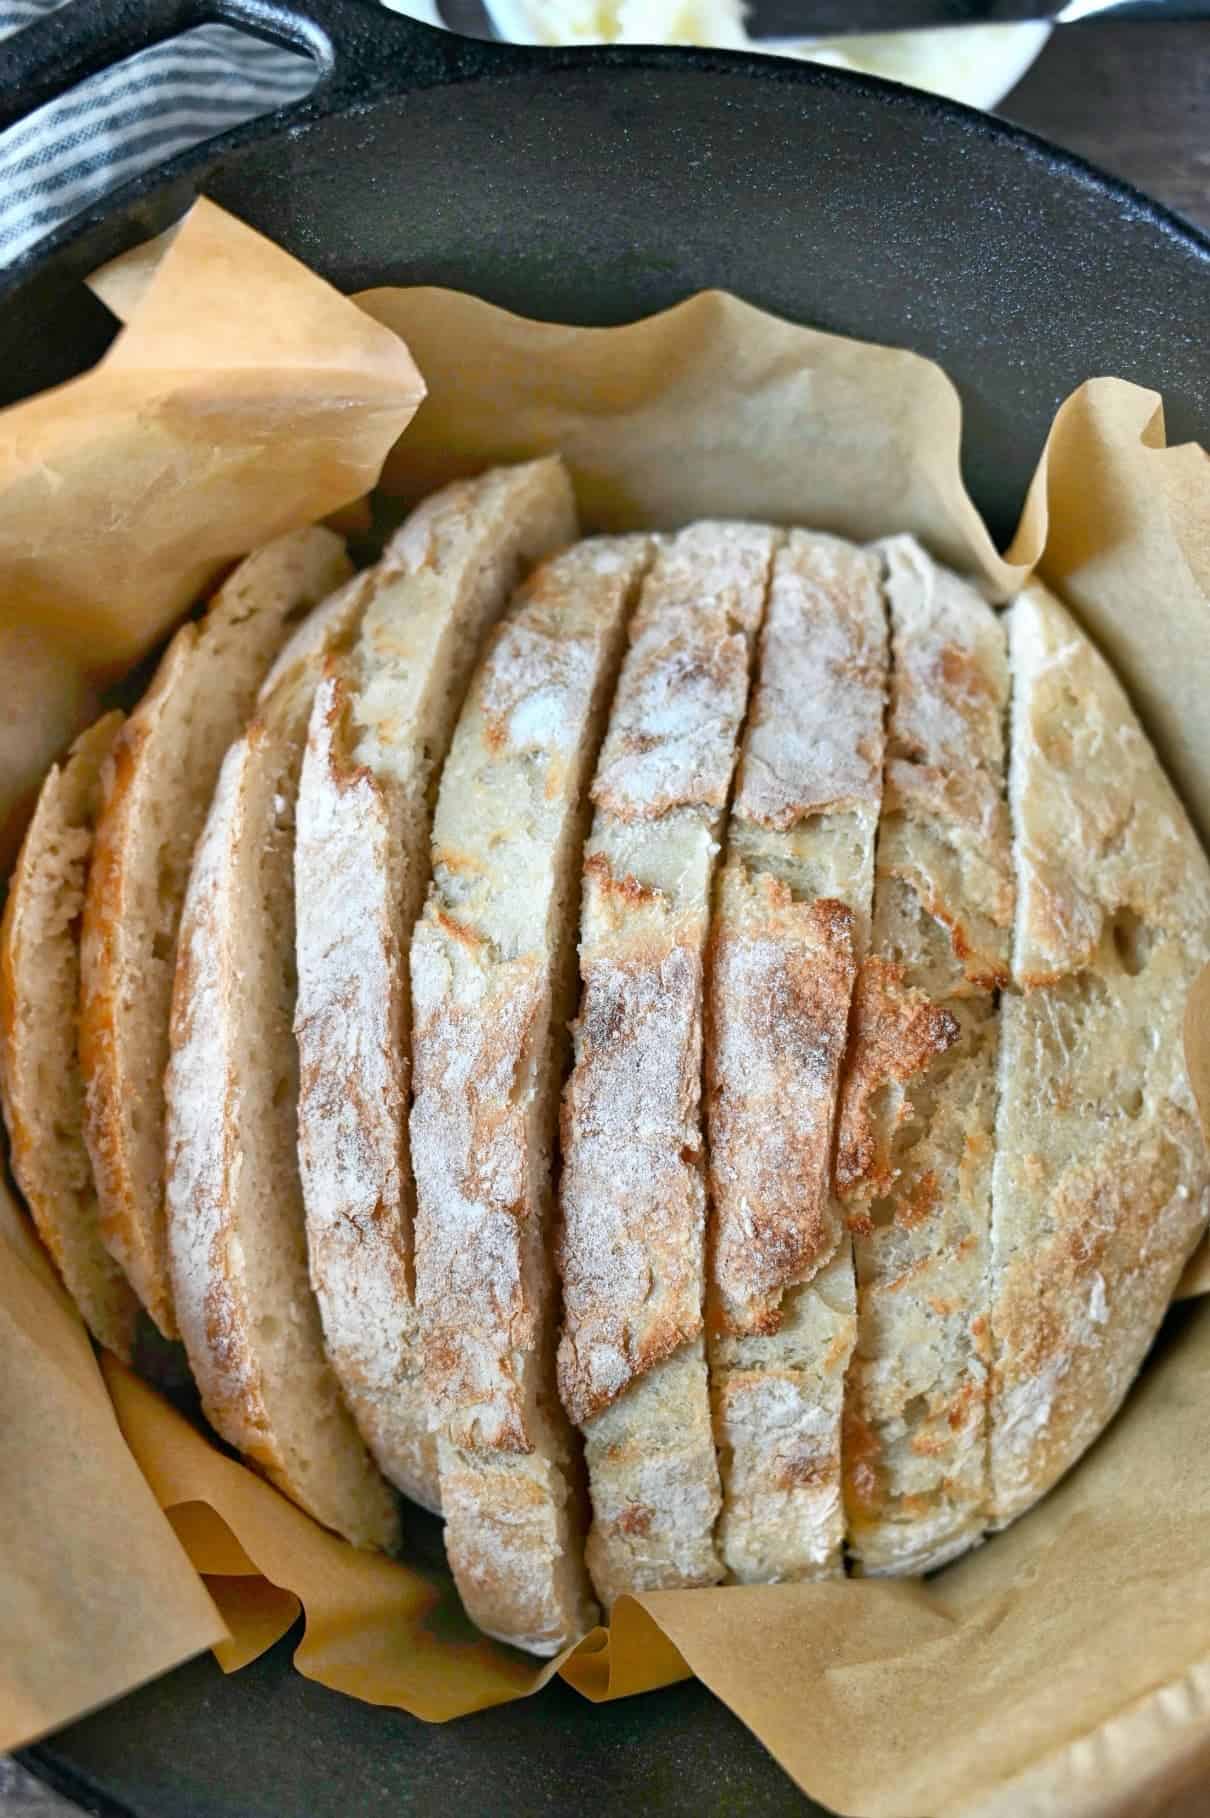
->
(382, 1), (1051, 111)
(801, 21), (1051, 110)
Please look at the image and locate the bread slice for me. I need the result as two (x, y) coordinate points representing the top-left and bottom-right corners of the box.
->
(411, 533), (651, 1653)
(705, 532), (887, 1583)
(837, 536), (1012, 1574)
(0, 714), (140, 1359)
(557, 523), (775, 1606)
(988, 581), (1210, 1525)
(165, 577), (399, 1551)
(80, 529), (352, 1338)
(295, 459), (577, 1516)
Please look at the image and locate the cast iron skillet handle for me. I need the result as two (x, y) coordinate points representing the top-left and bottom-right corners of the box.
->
(0, 0), (527, 139)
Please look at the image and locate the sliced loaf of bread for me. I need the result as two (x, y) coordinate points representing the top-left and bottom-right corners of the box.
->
(80, 529), (352, 1337)
(0, 713), (140, 1360)
(411, 534), (651, 1653)
(838, 537), (1012, 1573)
(166, 576), (400, 1550)
(989, 582), (1210, 1524)
(558, 523), (774, 1606)
(295, 460), (577, 1516)
(706, 531), (887, 1583)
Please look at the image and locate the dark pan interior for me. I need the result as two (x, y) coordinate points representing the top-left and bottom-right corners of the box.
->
(25, 1615), (817, 1818)
(3, 14), (1209, 1815)
(0, 50), (1208, 546)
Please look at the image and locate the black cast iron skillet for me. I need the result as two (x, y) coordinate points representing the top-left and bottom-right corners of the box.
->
(2, 5), (1208, 1813)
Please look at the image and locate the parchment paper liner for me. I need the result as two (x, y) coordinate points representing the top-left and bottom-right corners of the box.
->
(3, 198), (1210, 1818)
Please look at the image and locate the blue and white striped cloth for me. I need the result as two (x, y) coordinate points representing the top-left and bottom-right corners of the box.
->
(0, 2), (318, 265)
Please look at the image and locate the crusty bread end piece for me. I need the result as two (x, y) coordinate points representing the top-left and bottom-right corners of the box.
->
(296, 459), (577, 1515)
(166, 579), (399, 1551)
(412, 533), (651, 1653)
(989, 581), (1210, 1525)
(707, 531), (887, 1583)
(558, 522), (775, 1605)
(840, 537), (1012, 1575)
(80, 529), (352, 1338)
(0, 714), (140, 1360)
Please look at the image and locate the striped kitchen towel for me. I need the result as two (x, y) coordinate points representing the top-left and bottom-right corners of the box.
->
(0, 1), (316, 265)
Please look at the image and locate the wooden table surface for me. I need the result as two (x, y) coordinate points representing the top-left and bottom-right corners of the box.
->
(1000, 20), (1210, 235)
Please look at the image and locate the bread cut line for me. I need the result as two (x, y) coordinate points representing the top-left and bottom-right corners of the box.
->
(411, 532), (651, 1652)
(0, 712), (140, 1361)
(295, 458), (577, 1517)
(80, 529), (352, 1339)
(988, 582), (1210, 1526)
(557, 522), (775, 1605)
(838, 537), (1013, 1575)
(165, 574), (401, 1551)
(706, 530), (887, 1584)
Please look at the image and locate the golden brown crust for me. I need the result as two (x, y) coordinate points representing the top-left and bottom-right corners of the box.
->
(843, 998), (999, 1572)
(0, 935), (21, 1133)
(992, 1093), (1198, 1509)
(411, 532), (647, 1650)
(705, 532), (886, 1587)
(839, 542), (1013, 1576)
(558, 525), (774, 1441)
(411, 537), (646, 1452)
(735, 531), (887, 831)
(81, 529), (352, 1340)
(989, 584), (1210, 1526)
(558, 901), (705, 1426)
(1010, 595), (1208, 986)
(581, 1343), (723, 1601)
(707, 873), (857, 1336)
(834, 955), (960, 1213)
(295, 462), (578, 1519)
(558, 524), (774, 1603)
(78, 710), (174, 1331)
(165, 584), (399, 1552)
(878, 767), (1012, 995)
(295, 669), (432, 1500)
(588, 526), (771, 824)
(438, 1434), (595, 1656)
(167, 743), (272, 1470)
(875, 536), (1014, 995)
(412, 949), (544, 1454)
(0, 714), (140, 1360)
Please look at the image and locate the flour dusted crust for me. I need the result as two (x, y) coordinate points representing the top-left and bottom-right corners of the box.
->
(295, 460), (577, 1515)
(841, 536), (1012, 1575)
(711, 881), (857, 1329)
(558, 522), (774, 1604)
(0, 714), (140, 1360)
(411, 534), (651, 1652)
(165, 585), (399, 1551)
(80, 529), (351, 1338)
(706, 531), (886, 1583)
(711, 534), (886, 1330)
(988, 583), (1210, 1526)
(23, 460), (1208, 1649)
(875, 538), (1014, 995)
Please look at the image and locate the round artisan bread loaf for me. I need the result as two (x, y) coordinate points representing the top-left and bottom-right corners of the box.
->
(4, 482), (1206, 1655)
